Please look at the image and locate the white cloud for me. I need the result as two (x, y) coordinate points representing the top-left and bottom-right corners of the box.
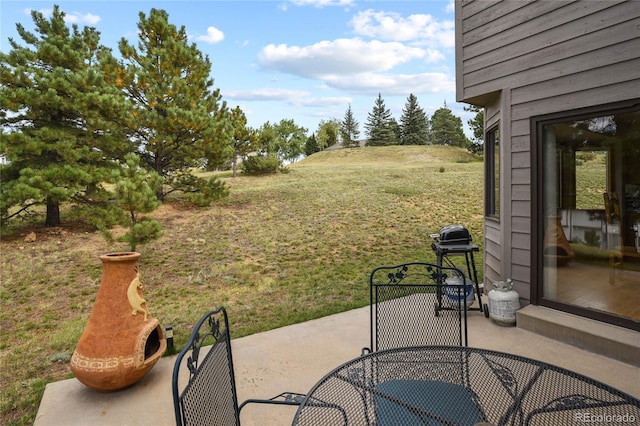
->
(240, 7), (457, 114)
(64, 12), (101, 25)
(350, 10), (454, 48)
(24, 8), (101, 25)
(225, 88), (305, 102)
(288, 0), (354, 7)
(323, 72), (456, 95)
(224, 88), (351, 107)
(258, 38), (426, 78)
(196, 26), (224, 44)
(446, 1), (455, 14)
(295, 96), (352, 107)
(423, 49), (446, 63)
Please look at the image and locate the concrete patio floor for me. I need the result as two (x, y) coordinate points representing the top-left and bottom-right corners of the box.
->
(35, 306), (640, 426)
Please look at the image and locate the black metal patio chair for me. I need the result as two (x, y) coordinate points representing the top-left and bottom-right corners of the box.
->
(364, 262), (469, 353)
(172, 306), (304, 426)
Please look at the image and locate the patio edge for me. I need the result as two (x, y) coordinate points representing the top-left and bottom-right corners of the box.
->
(517, 305), (640, 367)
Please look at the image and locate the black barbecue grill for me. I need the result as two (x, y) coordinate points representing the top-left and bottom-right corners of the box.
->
(431, 224), (472, 246)
(430, 225), (487, 316)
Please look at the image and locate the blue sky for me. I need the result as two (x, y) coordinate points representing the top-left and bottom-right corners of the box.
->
(1, 0), (472, 137)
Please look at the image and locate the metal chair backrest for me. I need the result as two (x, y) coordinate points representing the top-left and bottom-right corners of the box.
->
(368, 262), (469, 352)
(172, 307), (241, 426)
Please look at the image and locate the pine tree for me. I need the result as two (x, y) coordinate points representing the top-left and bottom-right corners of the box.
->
(305, 133), (319, 156)
(104, 154), (163, 251)
(115, 8), (229, 199)
(257, 122), (278, 156)
(340, 104), (360, 148)
(0, 6), (128, 227)
(364, 93), (397, 146)
(400, 94), (429, 145)
(390, 117), (402, 145)
(430, 105), (470, 148)
(229, 106), (257, 177)
(465, 105), (484, 155)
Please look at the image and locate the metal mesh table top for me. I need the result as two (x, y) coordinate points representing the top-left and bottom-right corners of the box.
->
(292, 345), (640, 425)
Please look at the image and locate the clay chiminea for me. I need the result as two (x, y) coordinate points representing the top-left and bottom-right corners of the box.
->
(71, 252), (166, 391)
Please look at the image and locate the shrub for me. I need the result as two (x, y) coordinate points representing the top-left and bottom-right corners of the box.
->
(167, 172), (229, 207)
(242, 155), (281, 175)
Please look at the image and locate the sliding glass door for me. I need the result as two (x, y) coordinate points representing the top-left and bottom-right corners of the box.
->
(536, 103), (640, 330)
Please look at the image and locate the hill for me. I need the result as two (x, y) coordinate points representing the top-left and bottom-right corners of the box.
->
(0, 145), (484, 425)
(299, 145), (479, 166)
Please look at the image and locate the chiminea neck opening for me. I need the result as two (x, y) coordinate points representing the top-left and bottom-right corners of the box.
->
(100, 252), (141, 263)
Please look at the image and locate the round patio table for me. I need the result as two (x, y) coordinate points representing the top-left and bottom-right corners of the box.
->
(292, 345), (640, 425)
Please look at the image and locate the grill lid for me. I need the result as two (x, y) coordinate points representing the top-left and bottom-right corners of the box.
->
(435, 224), (472, 245)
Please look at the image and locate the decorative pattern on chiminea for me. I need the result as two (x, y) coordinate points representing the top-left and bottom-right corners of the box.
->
(71, 252), (166, 392)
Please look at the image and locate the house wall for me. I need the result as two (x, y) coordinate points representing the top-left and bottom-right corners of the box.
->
(455, 0), (640, 300)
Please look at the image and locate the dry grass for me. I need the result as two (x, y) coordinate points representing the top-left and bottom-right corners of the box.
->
(0, 145), (484, 424)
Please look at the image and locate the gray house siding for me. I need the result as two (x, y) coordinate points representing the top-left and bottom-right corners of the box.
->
(456, 0), (640, 301)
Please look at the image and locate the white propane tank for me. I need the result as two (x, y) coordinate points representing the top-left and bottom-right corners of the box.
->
(445, 276), (475, 308)
(488, 279), (520, 326)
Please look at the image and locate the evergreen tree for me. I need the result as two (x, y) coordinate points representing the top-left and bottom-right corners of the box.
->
(257, 122), (278, 156)
(229, 106), (257, 177)
(340, 104), (360, 148)
(202, 106), (232, 171)
(364, 93), (397, 146)
(465, 105), (484, 155)
(115, 8), (229, 199)
(400, 94), (429, 145)
(430, 105), (470, 148)
(102, 154), (163, 251)
(0, 6), (128, 227)
(390, 117), (402, 145)
(305, 133), (319, 156)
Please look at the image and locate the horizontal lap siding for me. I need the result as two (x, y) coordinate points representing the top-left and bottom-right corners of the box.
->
(512, 216), (529, 234)
(459, 0), (637, 101)
(511, 79), (640, 121)
(462, 1), (578, 48)
(512, 184), (528, 202)
(511, 119), (530, 139)
(512, 248), (529, 267)
(511, 135), (529, 153)
(457, 0), (640, 301)
(463, 2), (636, 74)
(511, 201), (530, 221)
(511, 58), (640, 105)
(466, 35), (640, 101)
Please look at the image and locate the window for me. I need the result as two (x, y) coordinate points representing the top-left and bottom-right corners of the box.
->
(535, 102), (640, 330)
(485, 127), (500, 218)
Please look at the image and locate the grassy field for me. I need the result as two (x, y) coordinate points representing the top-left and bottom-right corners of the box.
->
(0, 145), (484, 424)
